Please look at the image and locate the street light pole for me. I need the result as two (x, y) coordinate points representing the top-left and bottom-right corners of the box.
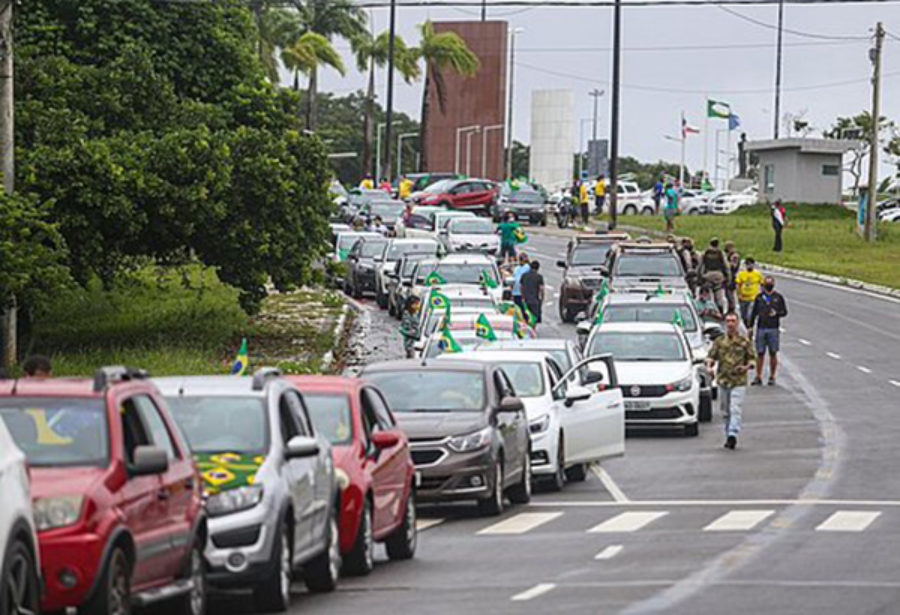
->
(505, 28), (523, 179)
(481, 0), (487, 20)
(383, 0), (398, 181)
(588, 90), (604, 176)
(465, 128), (481, 177)
(578, 118), (592, 179)
(773, 0), (784, 139)
(864, 21), (884, 242)
(455, 125), (481, 174)
(608, 0), (622, 229)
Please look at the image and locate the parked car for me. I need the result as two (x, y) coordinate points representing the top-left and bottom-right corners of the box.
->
(441, 216), (500, 255)
(556, 232), (631, 322)
(0, 419), (40, 615)
(493, 188), (548, 225)
(679, 189), (713, 215)
(288, 376), (417, 576)
(355, 200), (406, 232)
(406, 172), (459, 194)
(709, 191), (757, 214)
(361, 360), (531, 516)
(407, 253), (505, 305)
(386, 253), (433, 318)
(156, 368), (341, 612)
(0, 367), (207, 615)
(606, 241), (689, 293)
(403, 210), (475, 242)
(345, 236), (389, 298)
(584, 323), (701, 437)
(616, 181), (655, 216)
(408, 178), (498, 216)
(393, 206), (445, 238)
(450, 351), (624, 490)
(411, 285), (500, 352)
(333, 231), (381, 263)
(375, 238), (440, 309)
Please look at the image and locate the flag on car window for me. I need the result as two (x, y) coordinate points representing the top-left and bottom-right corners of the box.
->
(593, 308), (604, 326)
(230, 338), (249, 375)
(438, 325), (462, 353)
(594, 279), (609, 303)
(480, 269), (499, 288)
(429, 289), (451, 314)
(513, 226), (528, 244)
(424, 271), (447, 286)
(475, 314), (498, 341)
(671, 309), (686, 328)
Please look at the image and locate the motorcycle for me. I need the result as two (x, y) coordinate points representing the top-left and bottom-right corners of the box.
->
(555, 196), (573, 228)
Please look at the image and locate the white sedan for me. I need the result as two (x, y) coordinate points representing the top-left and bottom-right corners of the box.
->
(443, 351), (625, 490)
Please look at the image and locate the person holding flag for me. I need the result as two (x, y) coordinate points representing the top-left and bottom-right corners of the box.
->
(497, 212), (521, 266)
(771, 200), (786, 252)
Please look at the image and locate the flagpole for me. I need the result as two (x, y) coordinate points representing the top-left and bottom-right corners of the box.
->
(679, 111), (686, 187)
(726, 124), (733, 185)
(703, 94), (709, 185)
(714, 128), (721, 191)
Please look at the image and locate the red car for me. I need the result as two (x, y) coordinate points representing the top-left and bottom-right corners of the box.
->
(0, 367), (206, 615)
(409, 178), (498, 216)
(287, 375), (416, 575)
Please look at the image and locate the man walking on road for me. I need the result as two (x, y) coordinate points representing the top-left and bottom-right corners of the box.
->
(735, 258), (764, 326)
(698, 238), (730, 311)
(749, 276), (788, 386)
(512, 253), (531, 310)
(707, 312), (756, 450)
(520, 260), (544, 327)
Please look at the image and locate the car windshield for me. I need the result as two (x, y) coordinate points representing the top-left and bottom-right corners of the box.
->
(571, 244), (611, 266)
(603, 304), (698, 332)
(370, 202), (404, 217)
(450, 219), (492, 234)
(616, 254), (682, 277)
(387, 242), (435, 261)
(303, 393), (353, 446)
(423, 179), (454, 193)
(495, 362), (544, 397)
(365, 370), (485, 412)
(337, 234), (369, 252)
(359, 240), (387, 259)
(509, 191), (543, 204)
(0, 398), (109, 467)
(401, 257), (428, 277)
(166, 396), (269, 454)
(547, 349), (572, 372)
(588, 331), (686, 361)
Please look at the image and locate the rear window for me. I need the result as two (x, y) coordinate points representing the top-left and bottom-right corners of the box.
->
(359, 240), (387, 258)
(450, 219), (493, 234)
(387, 242), (435, 260)
(166, 396), (269, 454)
(495, 362), (544, 397)
(571, 244), (611, 266)
(616, 254), (682, 277)
(603, 304), (697, 332)
(304, 393), (353, 445)
(366, 370), (486, 412)
(509, 191), (543, 204)
(0, 398), (109, 467)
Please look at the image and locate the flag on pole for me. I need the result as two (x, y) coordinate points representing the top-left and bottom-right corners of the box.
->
(682, 116), (700, 138)
(594, 279), (609, 303)
(475, 314), (498, 341)
(438, 326), (462, 353)
(424, 271), (447, 286)
(593, 307), (604, 326)
(671, 309), (686, 328)
(429, 289), (451, 313)
(707, 99), (731, 119)
(480, 269), (498, 288)
(231, 338), (249, 375)
(728, 113), (741, 131)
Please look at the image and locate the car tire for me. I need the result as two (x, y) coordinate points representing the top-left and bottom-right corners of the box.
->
(80, 546), (131, 615)
(684, 422), (699, 437)
(688, 209), (700, 215)
(305, 511), (341, 593)
(344, 499), (375, 576)
(253, 519), (292, 612)
(507, 451), (532, 504)
(173, 540), (207, 615)
(564, 463), (589, 482)
(546, 435), (565, 492)
(623, 205), (637, 215)
(699, 393), (713, 423)
(540, 215), (547, 227)
(558, 298), (575, 323)
(1, 537), (40, 615)
(376, 287), (388, 309)
(385, 490), (417, 561)
(477, 460), (505, 516)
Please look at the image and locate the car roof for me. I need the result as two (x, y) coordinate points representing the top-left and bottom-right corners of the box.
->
(431, 284), (492, 298)
(439, 253), (495, 264)
(617, 241), (676, 251)
(445, 313), (516, 329)
(594, 322), (681, 334)
(450, 350), (548, 364)
(574, 232), (631, 244)
(0, 378), (101, 398)
(477, 338), (569, 351)
(363, 359), (491, 373)
(284, 375), (361, 394)
(604, 293), (691, 306)
(153, 376), (270, 397)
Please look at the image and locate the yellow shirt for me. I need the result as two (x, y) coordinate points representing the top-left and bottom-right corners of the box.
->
(579, 184), (588, 202)
(360, 178), (374, 190)
(595, 180), (606, 196)
(735, 270), (765, 302)
(399, 178), (413, 199)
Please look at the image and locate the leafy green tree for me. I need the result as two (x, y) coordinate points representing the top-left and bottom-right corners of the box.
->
(282, 31), (346, 121)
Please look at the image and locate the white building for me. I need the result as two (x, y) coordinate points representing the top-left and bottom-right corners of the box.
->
(529, 90), (575, 191)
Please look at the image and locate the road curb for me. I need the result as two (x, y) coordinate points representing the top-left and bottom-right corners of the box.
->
(321, 301), (356, 373)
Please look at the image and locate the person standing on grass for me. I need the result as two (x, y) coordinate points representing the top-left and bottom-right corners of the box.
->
(663, 182), (678, 232)
(771, 199), (786, 252)
(520, 260), (544, 327)
(653, 176), (664, 215)
(734, 258), (764, 326)
(512, 253), (531, 310)
(497, 212), (521, 266)
(707, 311), (756, 450)
(749, 276), (788, 386)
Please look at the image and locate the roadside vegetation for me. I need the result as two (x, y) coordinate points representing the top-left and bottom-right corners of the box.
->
(614, 204), (900, 289)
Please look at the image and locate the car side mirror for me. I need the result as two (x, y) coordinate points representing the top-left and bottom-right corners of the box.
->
(285, 435), (320, 459)
(132, 446), (168, 476)
(574, 311), (587, 323)
(371, 431), (400, 450)
(557, 260), (567, 269)
(498, 395), (525, 414)
(704, 324), (724, 340)
(583, 370), (604, 385)
(564, 385), (592, 407)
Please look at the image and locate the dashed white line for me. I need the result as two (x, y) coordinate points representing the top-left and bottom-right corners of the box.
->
(798, 338), (812, 346)
(592, 466), (630, 503)
(856, 366), (872, 374)
(511, 583), (556, 601)
(890, 380), (900, 388)
(826, 352), (842, 360)
(594, 545), (624, 560)
(816, 511), (881, 532)
(703, 510), (775, 532)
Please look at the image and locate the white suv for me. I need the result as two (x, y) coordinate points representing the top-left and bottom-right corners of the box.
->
(0, 419), (40, 615)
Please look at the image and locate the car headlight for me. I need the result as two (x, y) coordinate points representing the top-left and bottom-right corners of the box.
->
(334, 468), (350, 491)
(666, 375), (694, 393)
(448, 426), (492, 453)
(529, 414), (551, 435)
(34, 495), (84, 531)
(206, 485), (264, 517)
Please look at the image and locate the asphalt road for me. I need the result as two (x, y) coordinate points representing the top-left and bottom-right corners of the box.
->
(227, 226), (900, 614)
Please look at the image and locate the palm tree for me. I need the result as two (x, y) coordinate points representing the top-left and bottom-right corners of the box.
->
(354, 31), (420, 176)
(281, 32), (347, 122)
(409, 21), (479, 171)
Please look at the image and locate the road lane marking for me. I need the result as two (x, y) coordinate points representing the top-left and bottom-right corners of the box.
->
(588, 511), (668, 533)
(529, 498), (900, 507)
(416, 518), (444, 531)
(826, 352), (842, 360)
(703, 510), (775, 532)
(798, 338), (812, 346)
(890, 380), (900, 388)
(478, 512), (563, 535)
(592, 465), (630, 503)
(595, 545), (624, 560)
(511, 583), (556, 601)
(856, 365), (872, 374)
(816, 511), (881, 532)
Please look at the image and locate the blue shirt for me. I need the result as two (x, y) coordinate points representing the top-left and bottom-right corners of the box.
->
(512, 264), (530, 296)
(654, 181), (664, 196)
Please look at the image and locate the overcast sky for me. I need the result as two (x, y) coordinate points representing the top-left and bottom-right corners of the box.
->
(306, 1), (900, 178)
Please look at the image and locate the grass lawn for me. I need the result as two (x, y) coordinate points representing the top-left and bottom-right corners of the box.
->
(26, 267), (346, 377)
(612, 204), (900, 289)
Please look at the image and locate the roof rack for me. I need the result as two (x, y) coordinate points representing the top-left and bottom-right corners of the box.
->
(252, 367), (283, 391)
(93, 366), (149, 392)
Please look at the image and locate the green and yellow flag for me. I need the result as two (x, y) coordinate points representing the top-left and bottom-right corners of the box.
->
(513, 226), (528, 244)
(438, 326), (462, 353)
(230, 338), (249, 375)
(522, 303), (537, 327)
(593, 308), (604, 326)
(424, 271), (447, 286)
(671, 309), (686, 328)
(655, 282), (665, 296)
(594, 279), (609, 303)
(480, 269), (499, 289)
(475, 314), (498, 341)
(429, 288), (451, 314)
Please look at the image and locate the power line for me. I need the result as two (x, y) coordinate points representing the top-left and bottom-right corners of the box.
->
(350, 0), (900, 6)
(717, 5), (869, 40)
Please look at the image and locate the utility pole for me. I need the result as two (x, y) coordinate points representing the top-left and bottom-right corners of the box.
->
(608, 0), (622, 229)
(383, 0), (397, 183)
(0, 0), (15, 369)
(864, 21), (883, 242)
(773, 0), (784, 139)
(505, 28), (522, 179)
(588, 88), (604, 175)
(481, 0), (487, 21)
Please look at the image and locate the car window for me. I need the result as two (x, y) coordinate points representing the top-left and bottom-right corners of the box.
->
(603, 304), (698, 332)
(546, 360), (566, 400)
(407, 214), (430, 230)
(588, 331), (687, 361)
(166, 396), (268, 454)
(616, 254), (683, 277)
(304, 394), (353, 445)
(279, 392), (303, 443)
(364, 388), (395, 429)
(494, 362), (544, 398)
(132, 395), (179, 460)
(366, 370), (486, 412)
(120, 398), (153, 465)
(570, 244), (611, 266)
(286, 391), (312, 437)
(450, 218), (492, 234)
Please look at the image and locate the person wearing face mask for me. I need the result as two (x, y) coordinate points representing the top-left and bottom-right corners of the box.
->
(749, 276), (788, 385)
(707, 311), (756, 450)
(734, 258), (764, 326)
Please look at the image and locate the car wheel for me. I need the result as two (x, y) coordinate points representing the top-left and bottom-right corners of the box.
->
(376, 287), (388, 309)
(699, 393), (713, 423)
(344, 499), (375, 576)
(546, 434), (565, 492)
(253, 519), (292, 612)
(688, 209), (700, 215)
(477, 460), (505, 516)
(385, 490), (417, 561)
(623, 205), (637, 215)
(1, 537), (40, 615)
(173, 540), (207, 615)
(684, 422), (699, 437)
(540, 215), (547, 227)
(81, 546), (131, 615)
(564, 463), (589, 482)
(507, 450), (532, 504)
(305, 511), (341, 593)
(558, 298), (574, 323)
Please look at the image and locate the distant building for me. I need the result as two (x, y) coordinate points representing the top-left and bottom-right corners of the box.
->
(745, 138), (859, 205)
(529, 90), (575, 191)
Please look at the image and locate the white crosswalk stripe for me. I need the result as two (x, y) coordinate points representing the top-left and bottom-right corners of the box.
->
(479, 512), (563, 535)
(511, 583), (556, 601)
(816, 511), (882, 532)
(416, 518), (444, 531)
(703, 510), (775, 531)
(588, 511), (668, 533)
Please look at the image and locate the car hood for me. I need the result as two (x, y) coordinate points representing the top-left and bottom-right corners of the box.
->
(30, 466), (106, 500)
(393, 411), (488, 440)
(614, 361), (692, 385)
(449, 233), (499, 245)
(193, 452), (266, 494)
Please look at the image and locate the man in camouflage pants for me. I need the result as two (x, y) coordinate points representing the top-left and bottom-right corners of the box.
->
(707, 312), (756, 450)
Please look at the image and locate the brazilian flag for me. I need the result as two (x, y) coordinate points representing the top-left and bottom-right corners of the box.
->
(230, 338), (249, 375)
(513, 313), (529, 339)
(671, 309), (686, 328)
(480, 269), (498, 289)
(522, 303), (537, 327)
(424, 271), (447, 286)
(475, 314), (498, 341)
(593, 308), (604, 326)
(513, 226), (528, 244)
(438, 326), (462, 353)
(429, 289), (451, 315)
(655, 282), (665, 296)
(594, 279), (609, 303)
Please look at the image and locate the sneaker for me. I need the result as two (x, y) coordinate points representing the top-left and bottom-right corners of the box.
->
(751, 378), (763, 386)
(725, 435), (737, 450)
(768, 378), (776, 386)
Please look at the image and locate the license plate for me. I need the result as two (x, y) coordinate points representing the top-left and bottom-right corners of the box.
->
(415, 471), (423, 487)
(625, 401), (651, 411)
